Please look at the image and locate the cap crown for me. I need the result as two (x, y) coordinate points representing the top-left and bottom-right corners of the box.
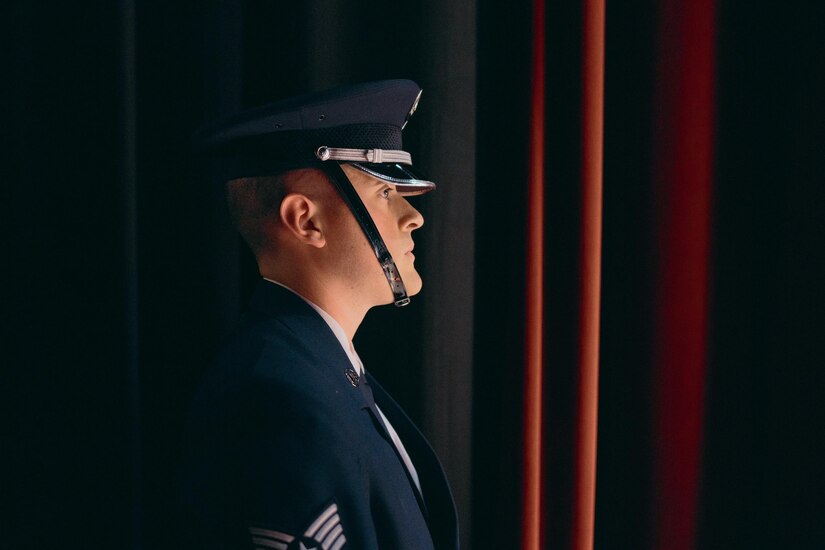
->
(194, 80), (423, 181)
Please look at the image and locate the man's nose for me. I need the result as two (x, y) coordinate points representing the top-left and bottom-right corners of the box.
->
(401, 199), (424, 231)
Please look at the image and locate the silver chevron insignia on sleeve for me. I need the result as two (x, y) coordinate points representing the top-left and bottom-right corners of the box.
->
(249, 526), (294, 550)
(248, 502), (347, 550)
(303, 502), (346, 550)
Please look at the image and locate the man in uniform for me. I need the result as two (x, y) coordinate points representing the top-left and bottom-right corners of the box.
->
(181, 80), (458, 550)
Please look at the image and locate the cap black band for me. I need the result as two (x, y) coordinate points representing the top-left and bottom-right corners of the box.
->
(321, 162), (410, 307)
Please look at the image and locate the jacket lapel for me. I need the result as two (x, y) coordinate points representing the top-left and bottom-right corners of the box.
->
(358, 376), (430, 516)
(367, 374), (459, 550)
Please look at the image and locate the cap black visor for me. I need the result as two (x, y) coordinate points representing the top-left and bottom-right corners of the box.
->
(350, 162), (436, 195)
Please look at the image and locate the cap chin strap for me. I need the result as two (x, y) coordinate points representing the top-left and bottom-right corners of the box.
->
(320, 162), (411, 307)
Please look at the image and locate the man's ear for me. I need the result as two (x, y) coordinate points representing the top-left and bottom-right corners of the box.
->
(278, 193), (326, 248)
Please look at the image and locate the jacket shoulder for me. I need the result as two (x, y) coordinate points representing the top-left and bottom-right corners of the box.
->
(182, 317), (379, 548)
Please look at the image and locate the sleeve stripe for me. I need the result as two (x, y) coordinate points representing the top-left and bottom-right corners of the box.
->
(251, 536), (288, 550)
(314, 513), (340, 542)
(304, 503), (339, 538)
(330, 535), (347, 550)
(249, 527), (295, 543)
(321, 524), (343, 549)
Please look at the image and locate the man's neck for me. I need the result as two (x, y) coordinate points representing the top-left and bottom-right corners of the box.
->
(261, 272), (368, 342)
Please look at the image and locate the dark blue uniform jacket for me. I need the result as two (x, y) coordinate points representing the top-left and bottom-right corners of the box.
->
(181, 280), (458, 549)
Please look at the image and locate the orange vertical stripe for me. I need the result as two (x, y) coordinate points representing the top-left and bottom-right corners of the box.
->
(522, 0), (545, 548)
(571, 1), (605, 549)
(652, 0), (717, 548)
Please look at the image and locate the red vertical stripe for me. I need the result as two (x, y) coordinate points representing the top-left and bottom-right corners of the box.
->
(571, 1), (605, 549)
(522, 0), (545, 547)
(652, 1), (717, 548)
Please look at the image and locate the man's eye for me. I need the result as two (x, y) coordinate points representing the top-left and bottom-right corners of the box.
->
(381, 188), (391, 199)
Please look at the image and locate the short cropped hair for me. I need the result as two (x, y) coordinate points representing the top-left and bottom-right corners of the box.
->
(226, 174), (289, 254)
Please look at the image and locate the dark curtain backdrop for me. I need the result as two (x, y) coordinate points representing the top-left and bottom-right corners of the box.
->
(5, 2), (824, 550)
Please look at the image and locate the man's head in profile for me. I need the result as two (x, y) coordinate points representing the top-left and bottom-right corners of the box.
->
(195, 80), (433, 336)
(225, 163), (425, 337)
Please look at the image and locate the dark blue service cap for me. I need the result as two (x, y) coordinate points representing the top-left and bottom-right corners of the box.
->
(193, 79), (434, 194)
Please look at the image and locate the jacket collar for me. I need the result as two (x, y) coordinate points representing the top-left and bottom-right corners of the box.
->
(247, 280), (403, 443)
(246, 279), (371, 410)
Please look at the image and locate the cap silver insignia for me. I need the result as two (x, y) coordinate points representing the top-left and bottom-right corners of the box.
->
(402, 89), (423, 130)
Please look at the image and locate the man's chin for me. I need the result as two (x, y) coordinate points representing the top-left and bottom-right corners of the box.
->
(402, 269), (423, 297)
(406, 276), (423, 297)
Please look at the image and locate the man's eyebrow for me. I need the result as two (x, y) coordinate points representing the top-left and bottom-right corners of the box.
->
(361, 176), (387, 188)
(365, 175), (387, 186)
